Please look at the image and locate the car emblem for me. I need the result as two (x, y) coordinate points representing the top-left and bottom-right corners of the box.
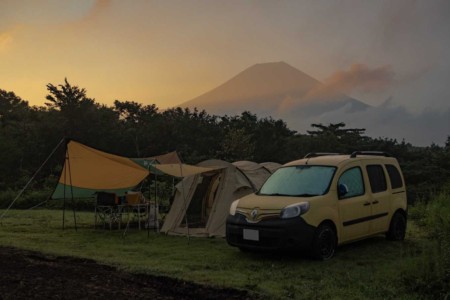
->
(251, 208), (258, 220)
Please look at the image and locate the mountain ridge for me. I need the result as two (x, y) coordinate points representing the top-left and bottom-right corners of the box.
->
(178, 62), (370, 117)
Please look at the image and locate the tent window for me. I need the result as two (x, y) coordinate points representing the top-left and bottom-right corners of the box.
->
(182, 173), (221, 228)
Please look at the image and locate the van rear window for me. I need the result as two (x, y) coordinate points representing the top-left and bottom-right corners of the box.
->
(366, 165), (387, 193)
(386, 164), (403, 189)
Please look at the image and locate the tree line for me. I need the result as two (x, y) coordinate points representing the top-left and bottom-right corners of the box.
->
(1, 79), (449, 198)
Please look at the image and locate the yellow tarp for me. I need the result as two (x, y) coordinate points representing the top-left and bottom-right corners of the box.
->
(59, 141), (149, 189)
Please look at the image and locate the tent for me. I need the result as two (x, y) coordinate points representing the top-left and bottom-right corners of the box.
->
(260, 162), (282, 173)
(0, 139), (224, 230)
(161, 159), (277, 237)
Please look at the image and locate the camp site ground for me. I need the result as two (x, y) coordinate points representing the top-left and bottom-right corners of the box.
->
(0, 141), (449, 299)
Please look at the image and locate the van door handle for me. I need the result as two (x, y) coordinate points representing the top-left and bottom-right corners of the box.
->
(372, 200), (379, 204)
(363, 201), (370, 206)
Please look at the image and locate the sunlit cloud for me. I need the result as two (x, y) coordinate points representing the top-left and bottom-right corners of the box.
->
(80, 0), (111, 24)
(0, 31), (13, 50)
(0, 26), (22, 52)
(319, 63), (395, 96)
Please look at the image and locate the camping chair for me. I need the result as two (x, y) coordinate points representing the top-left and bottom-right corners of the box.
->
(124, 192), (149, 230)
(94, 192), (121, 230)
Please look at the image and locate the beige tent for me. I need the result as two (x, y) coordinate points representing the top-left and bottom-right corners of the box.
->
(161, 159), (276, 237)
(260, 162), (282, 173)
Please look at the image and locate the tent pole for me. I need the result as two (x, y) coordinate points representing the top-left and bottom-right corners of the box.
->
(147, 162), (152, 238)
(0, 138), (65, 225)
(66, 146), (77, 231)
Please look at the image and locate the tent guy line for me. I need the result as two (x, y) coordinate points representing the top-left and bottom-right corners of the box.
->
(0, 138), (66, 225)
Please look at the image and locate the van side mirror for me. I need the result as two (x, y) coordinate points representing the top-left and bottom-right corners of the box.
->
(338, 184), (349, 198)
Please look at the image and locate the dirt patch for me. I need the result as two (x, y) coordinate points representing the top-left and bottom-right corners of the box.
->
(0, 246), (258, 300)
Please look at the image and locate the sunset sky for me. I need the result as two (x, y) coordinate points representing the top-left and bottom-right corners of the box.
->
(1, 0), (449, 112)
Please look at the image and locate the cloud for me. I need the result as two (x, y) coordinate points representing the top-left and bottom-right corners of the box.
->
(293, 63), (396, 107)
(0, 31), (13, 49)
(283, 102), (450, 146)
(0, 26), (21, 52)
(322, 63), (395, 94)
(81, 0), (112, 24)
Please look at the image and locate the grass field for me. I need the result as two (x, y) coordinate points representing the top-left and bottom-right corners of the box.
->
(0, 208), (447, 299)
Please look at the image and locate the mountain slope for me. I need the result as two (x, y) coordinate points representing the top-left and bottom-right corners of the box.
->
(179, 62), (370, 117)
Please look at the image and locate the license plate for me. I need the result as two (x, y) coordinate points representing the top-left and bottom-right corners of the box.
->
(243, 229), (259, 241)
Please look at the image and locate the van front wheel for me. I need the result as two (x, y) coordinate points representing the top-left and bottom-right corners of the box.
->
(311, 223), (336, 260)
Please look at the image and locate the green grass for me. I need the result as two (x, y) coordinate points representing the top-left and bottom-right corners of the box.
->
(0, 208), (447, 299)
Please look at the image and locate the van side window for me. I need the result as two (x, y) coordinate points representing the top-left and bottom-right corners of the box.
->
(366, 165), (387, 193)
(385, 164), (403, 189)
(338, 167), (364, 199)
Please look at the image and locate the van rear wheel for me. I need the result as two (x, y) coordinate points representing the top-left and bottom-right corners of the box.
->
(311, 223), (336, 260)
(386, 212), (406, 241)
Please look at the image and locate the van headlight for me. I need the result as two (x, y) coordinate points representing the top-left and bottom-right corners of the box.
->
(229, 199), (240, 216)
(280, 202), (310, 219)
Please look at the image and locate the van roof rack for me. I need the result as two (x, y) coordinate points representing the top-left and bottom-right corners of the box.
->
(350, 151), (392, 158)
(304, 152), (341, 159)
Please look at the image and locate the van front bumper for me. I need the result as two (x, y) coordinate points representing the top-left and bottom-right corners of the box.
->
(226, 213), (316, 250)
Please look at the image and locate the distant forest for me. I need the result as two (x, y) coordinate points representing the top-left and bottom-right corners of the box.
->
(1, 79), (449, 200)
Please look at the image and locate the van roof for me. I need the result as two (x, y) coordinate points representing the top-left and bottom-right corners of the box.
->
(284, 154), (398, 167)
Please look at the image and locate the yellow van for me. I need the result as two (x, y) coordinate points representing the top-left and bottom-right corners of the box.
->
(226, 152), (407, 260)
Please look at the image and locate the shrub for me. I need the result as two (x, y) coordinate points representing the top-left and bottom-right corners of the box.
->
(403, 192), (450, 299)
(0, 189), (17, 209)
(0, 189), (52, 209)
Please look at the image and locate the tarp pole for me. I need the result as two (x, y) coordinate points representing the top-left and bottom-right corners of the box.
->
(150, 174), (157, 237)
(62, 156), (66, 230)
(179, 163), (190, 243)
(154, 174), (158, 232)
(66, 147), (77, 231)
(0, 138), (65, 225)
(146, 163), (152, 238)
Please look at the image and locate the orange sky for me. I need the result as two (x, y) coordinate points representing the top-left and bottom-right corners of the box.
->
(1, 0), (449, 111)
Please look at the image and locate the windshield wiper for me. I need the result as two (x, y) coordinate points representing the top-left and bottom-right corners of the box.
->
(259, 193), (292, 196)
(293, 193), (319, 197)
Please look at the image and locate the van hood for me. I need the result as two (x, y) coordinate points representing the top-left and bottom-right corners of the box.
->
(237, 193), (313, 210)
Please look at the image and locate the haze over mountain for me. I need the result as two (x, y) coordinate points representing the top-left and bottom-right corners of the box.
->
(179, 62), (449, 146)
(180, 62), (369, 117)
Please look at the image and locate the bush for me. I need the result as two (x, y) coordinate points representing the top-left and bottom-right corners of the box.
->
(403, 192), (450, 299)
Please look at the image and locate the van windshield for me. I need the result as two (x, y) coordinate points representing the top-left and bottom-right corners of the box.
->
(258, 165), (336, 197)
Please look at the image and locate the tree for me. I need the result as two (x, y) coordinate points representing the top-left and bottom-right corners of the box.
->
(45, 79), (120, 147)
(0, 90), (39, 188)
(220, 127), (255, 161)
(113, 100), (160, 157)
(305, 122), (368, 153)
(0, 90), (30, 128)
(160, 107), (222, 163)
(45, 78), (96, 140)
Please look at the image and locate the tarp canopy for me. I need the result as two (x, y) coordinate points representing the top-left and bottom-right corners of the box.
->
(154, 164), (224, 178)
(52, 141), (150, 199)
(51, 141), (220, 199)
(131, 151), (183, 176)
(150, 151), (182, 164)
